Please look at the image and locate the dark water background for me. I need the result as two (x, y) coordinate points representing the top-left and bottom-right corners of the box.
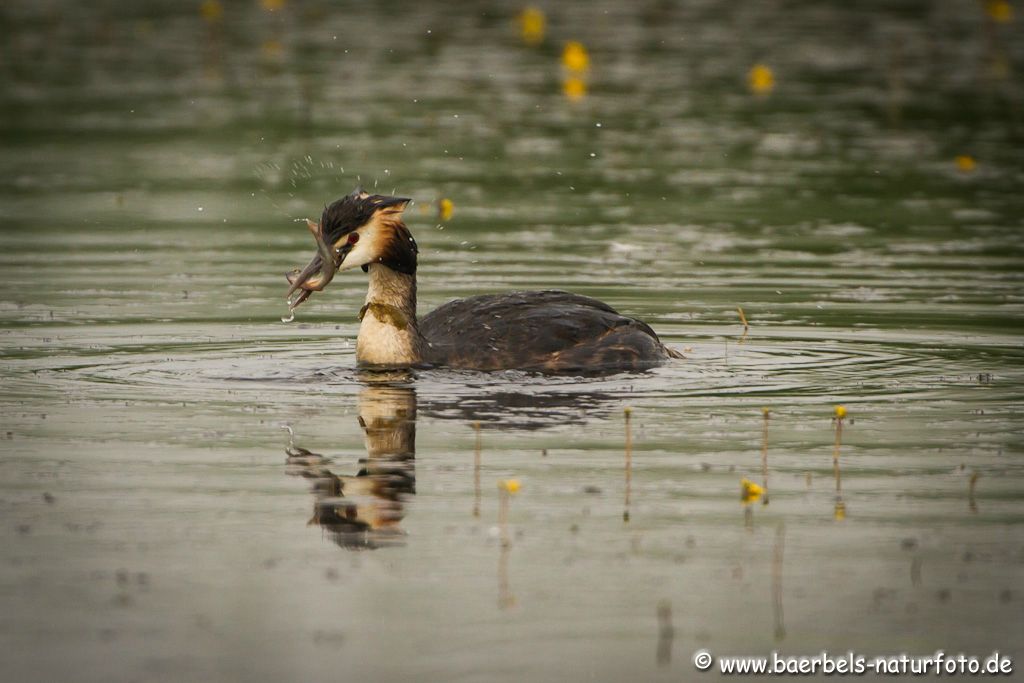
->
(1, 1), (1023, 681)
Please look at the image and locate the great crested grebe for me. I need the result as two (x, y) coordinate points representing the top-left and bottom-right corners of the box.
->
(285, 188), (683, 372)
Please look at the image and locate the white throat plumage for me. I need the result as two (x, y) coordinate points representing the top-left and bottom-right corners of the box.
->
(355, 264), (423, 367)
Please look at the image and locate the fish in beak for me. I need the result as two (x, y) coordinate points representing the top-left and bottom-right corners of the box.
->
(285, 219), (342, 313)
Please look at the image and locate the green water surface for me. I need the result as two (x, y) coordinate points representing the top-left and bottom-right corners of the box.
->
(1, 2), (1023, 681)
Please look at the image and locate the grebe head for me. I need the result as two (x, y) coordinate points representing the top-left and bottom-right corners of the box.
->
(286, 188), (417, 310)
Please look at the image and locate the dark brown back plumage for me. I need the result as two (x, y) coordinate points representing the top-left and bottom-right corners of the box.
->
(419, 290), (679, 373)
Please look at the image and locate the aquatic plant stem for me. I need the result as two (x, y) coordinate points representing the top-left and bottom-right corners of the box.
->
(473, 421), (481, 518)
(624, 407), (633, 523)
(833, 409), (846, 520)
(761, 408), (770, 505)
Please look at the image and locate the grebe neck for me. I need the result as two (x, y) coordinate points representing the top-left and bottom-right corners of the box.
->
(355, 264), (424, 368)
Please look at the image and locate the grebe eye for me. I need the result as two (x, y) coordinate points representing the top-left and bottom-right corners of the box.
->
(348, 232), (360, 244)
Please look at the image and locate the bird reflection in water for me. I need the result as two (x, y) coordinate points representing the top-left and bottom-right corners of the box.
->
(284, 377), (416, 550)
(283, 377), (636, 551)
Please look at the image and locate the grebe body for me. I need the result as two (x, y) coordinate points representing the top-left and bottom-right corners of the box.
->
(420, 290), (676, 372)
(286, 189), (682, 373)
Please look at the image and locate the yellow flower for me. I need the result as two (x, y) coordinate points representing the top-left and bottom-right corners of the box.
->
(761, 406), (770, 417)
(200, 0), (224, 23)
(834, 500), (846, 520)
(518, 7), (546, 46)
(834, 405), (847, 419)
(747, 63), (775, 95)
(955, 155), (977, 173)
(562, 41), (590, 73)
(438, 198), (454, 221)
(261, 0), (286, 11)
(562, 77), (587, 101)
(986, 0), (1013, 23)
(740, 478), (764, 504)
(261, 39), (284, 58)
(500, 479), (521, 494)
